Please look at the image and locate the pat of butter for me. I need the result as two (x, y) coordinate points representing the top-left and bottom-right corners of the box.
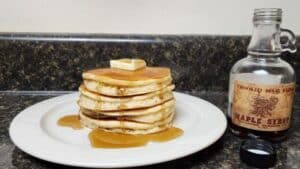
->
(110, 59), (146, 71)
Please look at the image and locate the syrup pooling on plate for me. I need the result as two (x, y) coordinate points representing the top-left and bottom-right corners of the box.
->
(89, 129), (148, 148)
(89, 127), (183, 148)
(57, 115), (183, 148)
(147, 127), (183, 142)
(57, 115), (83, 130)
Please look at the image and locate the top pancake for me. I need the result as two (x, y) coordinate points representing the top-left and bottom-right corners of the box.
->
(82, 67), (171, 86)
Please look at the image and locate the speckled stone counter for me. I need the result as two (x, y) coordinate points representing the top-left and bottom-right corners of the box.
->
(0, 33), (299, 91)
(0, 33), (300, 168)
(1, 91), (299, 169)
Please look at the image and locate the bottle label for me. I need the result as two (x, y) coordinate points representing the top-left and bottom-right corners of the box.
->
(232, 81), (295, 131)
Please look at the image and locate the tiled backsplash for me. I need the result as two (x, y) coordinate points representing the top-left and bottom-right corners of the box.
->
(0, 33), (299, 91)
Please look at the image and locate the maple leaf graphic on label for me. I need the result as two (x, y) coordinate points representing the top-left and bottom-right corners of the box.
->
(250, 95), (279, 118)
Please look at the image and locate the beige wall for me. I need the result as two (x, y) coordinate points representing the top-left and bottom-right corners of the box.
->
(0, 0), (299, 35)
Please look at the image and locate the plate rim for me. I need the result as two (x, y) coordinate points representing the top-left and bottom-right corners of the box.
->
(9, 92), (227, 168)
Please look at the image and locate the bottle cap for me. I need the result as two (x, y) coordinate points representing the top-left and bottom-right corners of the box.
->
(240, 139), (276, 168)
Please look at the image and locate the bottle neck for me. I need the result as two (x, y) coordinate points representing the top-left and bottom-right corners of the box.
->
(247, 54), (280, 63)
(247, 22), (282, 56)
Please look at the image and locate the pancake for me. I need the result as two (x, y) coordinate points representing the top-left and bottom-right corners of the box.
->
(83, 78), (172, 96)
(102, 123), (172, 135)
(79, 110), (174, 130)
(79, 84), (174, 102)
(78, 85), (174, 111)
(80, 99), (175, 116)
(77, 59), (177, 135)
(82, 67), (172, 86)
(78, 93), (173, 111)
(81, 106), (174, 123)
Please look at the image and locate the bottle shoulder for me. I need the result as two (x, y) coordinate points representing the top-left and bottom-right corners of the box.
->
(231, 55), (295, 75)
(230, 55), (295, 83)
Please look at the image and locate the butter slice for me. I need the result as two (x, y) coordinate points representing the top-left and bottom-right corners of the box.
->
(110, 59), (146, 71)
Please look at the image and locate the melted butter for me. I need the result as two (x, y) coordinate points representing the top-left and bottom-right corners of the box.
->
(57, 115), (83, 130)
(86, 67), (170, 81)
(89, 127), (183, 148)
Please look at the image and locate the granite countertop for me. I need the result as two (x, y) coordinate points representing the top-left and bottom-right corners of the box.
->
(0, 91), (299, 169)
(0, 33), (299, 169)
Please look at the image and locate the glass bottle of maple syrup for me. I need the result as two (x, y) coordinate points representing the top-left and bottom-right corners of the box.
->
(228, 9), (297, 141)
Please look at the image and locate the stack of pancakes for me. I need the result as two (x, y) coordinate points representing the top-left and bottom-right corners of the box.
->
(78, 59), (175, 135)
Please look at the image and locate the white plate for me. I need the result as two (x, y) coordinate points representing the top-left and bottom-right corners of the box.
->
(9, 92), (227, 168)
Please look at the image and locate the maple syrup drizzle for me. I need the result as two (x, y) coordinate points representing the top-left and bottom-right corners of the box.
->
(86, 67), (170, 81)
(57, 115), (83, 130)
(57, 115), (183, 148)
(118, 103), (128, 110)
